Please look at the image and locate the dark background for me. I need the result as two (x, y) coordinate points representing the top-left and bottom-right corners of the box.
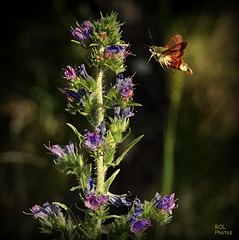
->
(1, 0), (239, 239)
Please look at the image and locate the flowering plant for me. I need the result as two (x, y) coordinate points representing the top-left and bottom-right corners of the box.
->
(26, 12), (178, 239)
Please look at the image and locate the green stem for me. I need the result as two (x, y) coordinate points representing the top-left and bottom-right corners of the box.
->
(95, 66), (105, 194)
(94, 58), (105, 236)
(95, 68), (104, 126)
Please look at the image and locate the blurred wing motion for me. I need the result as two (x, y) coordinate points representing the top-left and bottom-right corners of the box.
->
(148, 34), (193, 74)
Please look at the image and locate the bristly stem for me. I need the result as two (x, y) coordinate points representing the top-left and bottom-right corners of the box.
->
(94, 48), (105, 235)
(95, 66), (105, 194)
(95, 67), (104, 127)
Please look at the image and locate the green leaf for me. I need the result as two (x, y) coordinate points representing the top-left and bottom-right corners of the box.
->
(89, 43), (99, 47)
(53, 202), (88, 236)
(66, 170), (74, 175)
(52, 201), (69, 211)
(105, 146), (116, 166)
(70, 186), (81, 191)
(121, 127), (131, 142)
(102, 214), (121, 220)
(103, 169), (120, 194)
(78, 110), (89, 116)
(66, 123), (83, 141)
(71, 39), (81, 45)
(113, 134), (144, 166)
(83, 163), (92, 177)
(127, 102), (142, 107)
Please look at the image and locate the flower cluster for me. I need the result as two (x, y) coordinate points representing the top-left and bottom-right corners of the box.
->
(108, 193), (132, 207)
(85, 195), (109, 210)
(60, 88), (86, 104)
(84, 121), (105, 151)
(64, 65), (77, 80)
(105, 45), (131, 59)
(84, 178), (131, 210)
(94, 44), (130, 62)
(47, 141), (76, 164)
(129, 198), (151, 235)
(130, 219), (151, 235)
(31, 202), (61, 219)
(115, 74), (134, 100)
(63, 64), (91, 81)
(114, 107), (134, 119)
(155, 193), (178, 215)
(60, 64), (91, 106)
(84, 178), (109, 210)
(71, 20), (93, 42)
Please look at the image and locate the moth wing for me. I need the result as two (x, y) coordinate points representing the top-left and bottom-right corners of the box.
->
(162, 42), (188, 58)
(164, 35), (183, 49)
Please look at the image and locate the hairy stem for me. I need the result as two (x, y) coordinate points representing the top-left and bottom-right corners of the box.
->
(95, 66), (105, 194)
(95, 68), (104, 126)
(94, 60), (105, 235)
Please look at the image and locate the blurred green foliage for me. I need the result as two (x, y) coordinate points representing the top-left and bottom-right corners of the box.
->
(1, 0), (239, 239)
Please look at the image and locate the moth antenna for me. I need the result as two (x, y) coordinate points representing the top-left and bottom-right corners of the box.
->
(131, 71), (137, 78)
(142, 43), (150, 49)
(148, 28), (155, 45)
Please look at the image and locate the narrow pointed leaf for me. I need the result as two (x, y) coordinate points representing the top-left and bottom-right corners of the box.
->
(113, 134), (144, 166)
(70, 186), (81, 191)
(66, 123), (83, 141)
(53, 202), (87, 236)
(121, 127), (131, 142)
(105, 146), (116, 166)
(103, 169), (120, 194)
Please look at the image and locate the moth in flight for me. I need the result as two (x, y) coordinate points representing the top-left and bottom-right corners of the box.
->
(148, 34), (193, 74)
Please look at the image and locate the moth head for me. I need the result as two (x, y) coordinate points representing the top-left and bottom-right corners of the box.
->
(149, 46), (156, 54)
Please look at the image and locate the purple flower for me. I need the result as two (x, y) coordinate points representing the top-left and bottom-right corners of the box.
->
(121, 107), (134, 118)
(46, 141), (77, 164)
(133, 198), (143, 207)
(84, 122), (105, 151)
(97, 195), (110, 204)
(48, 144), (64, 158)
(115, 74), (133, 90)
(71, 20), (92, 41)
(114, 107), (134, 118)
(105, 45), (130, 59)
(77, 64), (90, 79)
(85, 195), (109, 210)
(155, 193), (178, 215)
(86, 177), (95, 193)
(129, 198), (144, 223)
(120, 87), (133, 99)
(108, 193), (132, 207)
(31, 202), (61, 219)
(85, 196), (99, 210)
(130, 219), (151, 235)
(64, 65), (77, 80)
(59, 88), (86, 104)
(115, 74), (134, 99)
(65, 141), (74, 154)
(95, 121), (106, 134)
(84, 131), (104, 151)
(31, 205), (48, 219)
(129, 208), (144, 223)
